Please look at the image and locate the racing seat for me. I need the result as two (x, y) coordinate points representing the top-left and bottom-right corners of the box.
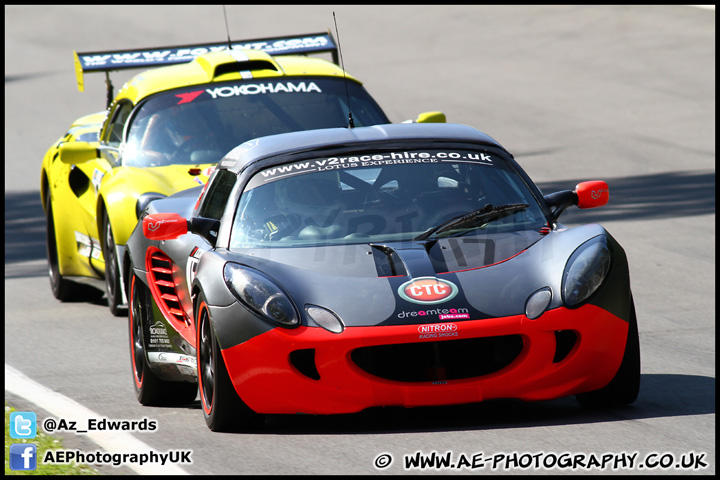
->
(276, 171), (345, 240)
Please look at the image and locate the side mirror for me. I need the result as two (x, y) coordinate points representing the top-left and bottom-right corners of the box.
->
(544, 180), (609, 221)
(402, 111), (447, 123)
(142, 213), (220, 245)
(415, 111), (446, 123)
(143, 213), (188, 240)
(575, 180), (609, 209)
(58, 141), (99, 165)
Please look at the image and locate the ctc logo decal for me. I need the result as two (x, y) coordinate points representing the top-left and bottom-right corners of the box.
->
(398, 277), (458, 305)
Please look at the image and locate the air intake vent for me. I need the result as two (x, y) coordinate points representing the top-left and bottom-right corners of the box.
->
(289, 349), (320, 380)
(371, 245), (408, 277)
(214, 60), (278, 78)
(147, 249), (187, 325)
(553, 330), (577, 363)
(68, 165), (90, 198)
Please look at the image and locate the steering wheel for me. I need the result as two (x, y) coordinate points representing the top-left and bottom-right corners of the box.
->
(262, 214), (302, 241)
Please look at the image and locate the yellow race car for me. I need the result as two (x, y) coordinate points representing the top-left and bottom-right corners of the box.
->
(40, 32), (445, 316)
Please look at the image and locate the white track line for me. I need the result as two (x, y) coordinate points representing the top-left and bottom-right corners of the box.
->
(5, 364), (190, 475)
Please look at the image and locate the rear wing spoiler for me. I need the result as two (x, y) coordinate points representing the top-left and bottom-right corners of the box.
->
(73, 31), (338, 105)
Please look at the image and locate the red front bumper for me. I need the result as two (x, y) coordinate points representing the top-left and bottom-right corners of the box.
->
(221, 303), (628, 414)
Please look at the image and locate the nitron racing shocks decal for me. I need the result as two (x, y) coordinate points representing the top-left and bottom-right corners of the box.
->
(417, 322), (460, 340)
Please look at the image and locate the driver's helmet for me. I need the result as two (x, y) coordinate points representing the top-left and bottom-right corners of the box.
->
(164, 106), (209, 147)
(275, 170), (342, 218)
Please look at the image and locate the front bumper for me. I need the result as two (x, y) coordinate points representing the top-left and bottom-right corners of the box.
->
(221, 303), (628, 414)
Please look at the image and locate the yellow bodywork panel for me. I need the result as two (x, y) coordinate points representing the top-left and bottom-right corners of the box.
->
(115, 50), (353, 106)
(45, 44), (346, 281)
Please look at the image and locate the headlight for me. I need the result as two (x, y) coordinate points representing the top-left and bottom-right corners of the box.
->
(136, 192), (166, 219)
(562, 236), (611, 307)
(223, 263), (298, 327)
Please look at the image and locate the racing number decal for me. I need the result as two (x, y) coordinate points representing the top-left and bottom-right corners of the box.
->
(92, 168), (105, 193)
(186, 247), (205, 289)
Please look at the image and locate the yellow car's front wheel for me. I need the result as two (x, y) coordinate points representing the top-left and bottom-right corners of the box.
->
(45, 194), (73, 300)
(103, 210), (126, 317)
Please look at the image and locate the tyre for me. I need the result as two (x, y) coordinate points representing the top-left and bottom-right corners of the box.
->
(129, 274), (197, 406)
(576, 299), (640, 408)
(103, 210), (126, 316)
(45, 193), (80, 301)
(197, 292), (264, 432)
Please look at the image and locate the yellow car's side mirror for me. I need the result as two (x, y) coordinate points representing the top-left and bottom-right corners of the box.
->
(415, 111), (446, 123)
(58, 142), (99, 165)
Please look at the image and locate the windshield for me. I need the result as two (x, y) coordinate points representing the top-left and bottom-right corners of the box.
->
(122, 77), (389, 167)
(230, 147), (548, 249)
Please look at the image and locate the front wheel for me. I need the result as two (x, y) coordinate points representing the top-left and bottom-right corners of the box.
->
(129, 274), (197, 406)
(576, 299), (640, 408)
(197, 292), (264, 432)
(45, 193), (74, 300)
(103, 210), (126, 316)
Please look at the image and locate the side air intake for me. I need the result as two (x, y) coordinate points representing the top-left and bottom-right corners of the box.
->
(146, 248), (187, 325)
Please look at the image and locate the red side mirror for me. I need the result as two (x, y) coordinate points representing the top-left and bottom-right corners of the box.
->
(143, 213), (188, 240)
(575, 181), (609, 209)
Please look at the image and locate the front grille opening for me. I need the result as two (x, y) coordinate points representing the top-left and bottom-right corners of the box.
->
(351, 335), (523, 383)
(553, 330), (578, 363)
(289, 349), (320, 380)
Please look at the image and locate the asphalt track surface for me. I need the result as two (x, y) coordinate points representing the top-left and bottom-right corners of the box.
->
(5, 5), (714, 475)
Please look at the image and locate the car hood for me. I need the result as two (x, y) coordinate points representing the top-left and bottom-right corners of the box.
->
(227, 224), (609, 327)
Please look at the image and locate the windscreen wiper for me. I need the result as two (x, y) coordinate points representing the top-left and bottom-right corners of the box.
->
(414, 203), (529, 241)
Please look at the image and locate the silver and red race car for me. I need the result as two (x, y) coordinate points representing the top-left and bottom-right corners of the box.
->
(124, 122), (640, 431)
